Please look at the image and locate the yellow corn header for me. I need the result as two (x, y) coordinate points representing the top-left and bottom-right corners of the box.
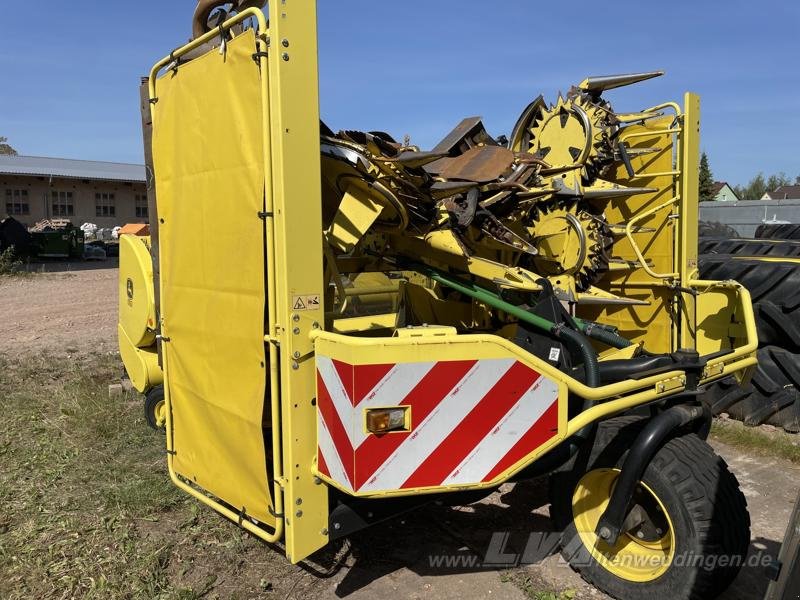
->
(118, 2), (757, 597)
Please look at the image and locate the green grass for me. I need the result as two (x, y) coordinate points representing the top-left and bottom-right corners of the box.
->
(0, 247), (25, 276)
(502, 571), (576, 600)
(710, 418), (800, 464)
(0, 352), (314, 600)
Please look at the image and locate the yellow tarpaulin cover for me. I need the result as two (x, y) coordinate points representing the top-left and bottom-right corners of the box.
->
(151, 30), (274, 526)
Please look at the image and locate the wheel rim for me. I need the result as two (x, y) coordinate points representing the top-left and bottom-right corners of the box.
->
(153, 399), (167, 428)
(571, 468), (675, 582)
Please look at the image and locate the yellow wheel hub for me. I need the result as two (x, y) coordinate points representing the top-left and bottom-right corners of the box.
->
(526, 94), (612, 173)
(531, 209), (587, 276)
(572, 468), (675, 582)
(153, 399), (167, 428)
(526, 203), (612, 291)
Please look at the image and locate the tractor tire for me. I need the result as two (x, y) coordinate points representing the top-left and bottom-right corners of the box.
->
(699, 255), (800, 349)
(550, 416), (750, 600)
(699, 237), (800, 258)
(145, 385), (167, 430)
(755, 223), (800, 240)
(698, 220), (739, 239)
(753, 302), (800, 352)
(698, 255), (800, 310)
(703, 375), (755, 416)
(704, 347), (800, 433)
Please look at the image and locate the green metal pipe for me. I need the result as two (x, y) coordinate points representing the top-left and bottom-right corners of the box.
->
(421, 267), (632, 349)
(426, 271), (555, 332)
(421, 268), (602, 387)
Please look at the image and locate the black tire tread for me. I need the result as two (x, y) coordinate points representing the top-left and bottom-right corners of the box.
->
(706, 347), (800, 433)
(698, 221), (739, 239)
(551, 418), (749, 600)
(144, 385), (166, 430)
(755, 223), (800, 240)
(699, 237), (800, 258)
(753, 302), (800, 351)
(698, 255), (800, 311)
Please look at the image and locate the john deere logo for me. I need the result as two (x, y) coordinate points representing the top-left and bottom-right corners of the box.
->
(126, 278), (134, 301)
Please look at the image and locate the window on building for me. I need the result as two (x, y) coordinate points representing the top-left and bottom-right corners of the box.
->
(5, 189), (29, 215)
(95, 192), (116, 217)
(135, 194), (148, 219)
(51, 190), (75, 217)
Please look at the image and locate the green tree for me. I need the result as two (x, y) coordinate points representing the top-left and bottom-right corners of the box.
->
(734, 173), (767, 200)
(734, 172), (800, 200)
(699, 152), (715, 202)
(766, 172), (792, 195)
(0, 136), (17, 156)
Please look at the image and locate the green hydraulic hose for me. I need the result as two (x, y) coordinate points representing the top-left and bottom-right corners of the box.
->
(574, 318), (634, 350)
(419, 267), (632, 350)
(420, 268), (602, 387)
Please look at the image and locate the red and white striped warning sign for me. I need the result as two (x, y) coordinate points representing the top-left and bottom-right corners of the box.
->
(316, 356), (559, 493)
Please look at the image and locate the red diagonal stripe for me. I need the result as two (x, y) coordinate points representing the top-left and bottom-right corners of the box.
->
(317, 371), (354, 485)
(402, 362), (540, 489)
(481, 400), (559, 482)
(317, 449), (330, 478)
(353, 359), (477, 490)
(331, 359), (354, 405)
(353, 363), (395, 406)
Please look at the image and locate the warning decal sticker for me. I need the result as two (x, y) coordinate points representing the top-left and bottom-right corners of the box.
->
(292, 294), (321, 311)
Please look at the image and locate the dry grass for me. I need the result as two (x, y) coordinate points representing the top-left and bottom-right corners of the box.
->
(710, 418), (800, 464)
(0, 351), (324, 600)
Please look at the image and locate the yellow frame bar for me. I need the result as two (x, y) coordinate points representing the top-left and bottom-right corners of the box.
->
(309, 276), (756, 499)
(147, 17), (757, 555)
(149, 7), (286, 547)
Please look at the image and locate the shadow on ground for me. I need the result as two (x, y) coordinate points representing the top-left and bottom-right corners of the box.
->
(324, 478), (559, 596)
(298, 476), (782, 599)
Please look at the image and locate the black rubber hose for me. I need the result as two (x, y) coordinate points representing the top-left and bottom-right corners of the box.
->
(552, 325), (600, 388)
(595, 404), (705, 544)
(418, 265), (603, 388)
(578, 320), (634, 349)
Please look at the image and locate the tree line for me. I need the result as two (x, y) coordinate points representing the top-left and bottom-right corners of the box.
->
(700, 151), (799, 201)
(0, 136), (17, 156)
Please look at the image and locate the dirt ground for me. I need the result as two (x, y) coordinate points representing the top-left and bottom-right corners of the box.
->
(0, 260), (118, 356)
(1, 263), (798, 599)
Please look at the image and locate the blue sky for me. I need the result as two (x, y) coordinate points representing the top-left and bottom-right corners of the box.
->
(1, 1), (798, 186)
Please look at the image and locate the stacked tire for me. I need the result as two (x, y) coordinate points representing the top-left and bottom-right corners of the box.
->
(699, 226), (800, 433)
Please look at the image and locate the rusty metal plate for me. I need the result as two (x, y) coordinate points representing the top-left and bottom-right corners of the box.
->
(437, 146), (514, 183)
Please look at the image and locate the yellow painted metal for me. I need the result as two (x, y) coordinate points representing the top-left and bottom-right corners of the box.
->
(572, 469), (675, 582)
(118, 324), (162, 392)
(394, 325), (458, 338)
(153, 398), (167, 428)
(526, 95), (595, 167)
(150, 21), (280, 540)
(262, 0), (330, 562)
(139, 3), (757, 566)
(328, 181), (384, 253)
(691, 278), (758, 383)
(388, 231), (543, 291)
(331, 313), (398, 334)
(529, 205), (594, 281)
(313, 330), (569, 498)
(578, 107), (681, 353)
(733, 256), (800, 264)
(623, 196), (680, 280)
(118, 234), (156, 348)
(310, 286), (756, 499)
(677, 93), (700, 348)
(314, 280), (755, 401)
